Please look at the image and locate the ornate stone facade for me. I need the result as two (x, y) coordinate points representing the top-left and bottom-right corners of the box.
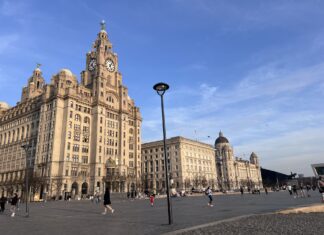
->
(142, 133), (263, 193)
(141, 137), (217, 193)
(215, 131), (262, 190)
(0, 22), (142, 199)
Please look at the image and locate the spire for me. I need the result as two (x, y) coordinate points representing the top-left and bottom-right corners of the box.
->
(35, 63), (41, 71)
(100, 20), (106, 32)
(219, 130), (223, 137)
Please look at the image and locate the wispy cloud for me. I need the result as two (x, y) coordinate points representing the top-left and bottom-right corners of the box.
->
(0, 34), (19, 54)
(142, 56), (324, 175)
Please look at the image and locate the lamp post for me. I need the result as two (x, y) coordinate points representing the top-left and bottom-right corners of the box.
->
(153, 82), (173, 225)
(21, 143), (31, 217)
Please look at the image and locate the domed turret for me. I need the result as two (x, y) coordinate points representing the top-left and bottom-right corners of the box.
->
(0, 102), (10, 110)
(250, 152), (259, 165)
(215, 131), (229, 145)
(59, 68), (73, 77)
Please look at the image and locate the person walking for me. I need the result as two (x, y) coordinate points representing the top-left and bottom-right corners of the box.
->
(10, 193), (18, 217)
(317, 176), (324, 203)
(287, 185), (292, 195)
(299, 183), (305, 198)
(149, 192), (155, 207)
(102, 188), (114, 215)
(240, 186), (244, 195)
(306, 184), (311, 197)
(0, 195), (7, 213)
(206, 186), (213, 207)
(292, 184), (298, 198)
(264, 187), (268, 195)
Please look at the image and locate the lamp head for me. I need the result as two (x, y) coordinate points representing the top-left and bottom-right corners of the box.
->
(153, 82), (169, 96)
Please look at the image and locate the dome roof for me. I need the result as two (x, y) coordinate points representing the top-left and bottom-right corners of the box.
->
(0, 102), (10, 110)
(215, 131), (229, 145)
(59, 68), (73, 76)
(250, 152), (258, 158)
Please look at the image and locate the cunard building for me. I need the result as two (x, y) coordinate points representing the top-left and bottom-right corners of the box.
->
(0, 21), (142, 199)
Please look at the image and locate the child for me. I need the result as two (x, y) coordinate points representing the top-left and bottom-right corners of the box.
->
(149, 193), (155, 207)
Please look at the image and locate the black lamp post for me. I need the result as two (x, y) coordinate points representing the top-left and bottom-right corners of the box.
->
(153, 82), (173, 225)
(21, 143), (31, 217)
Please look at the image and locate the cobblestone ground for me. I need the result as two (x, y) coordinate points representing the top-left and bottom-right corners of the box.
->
(175, 213), (324, 235)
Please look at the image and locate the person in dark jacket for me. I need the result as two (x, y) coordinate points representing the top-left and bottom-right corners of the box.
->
(0, 195), (7, 213)
(10, 193), (18, 217)
(317, 176), (324, 203)
(102, 188), (114, 215)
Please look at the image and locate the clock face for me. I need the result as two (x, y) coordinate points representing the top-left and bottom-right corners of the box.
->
(88, 59), (97, 71)
(105, 59), (115, 72)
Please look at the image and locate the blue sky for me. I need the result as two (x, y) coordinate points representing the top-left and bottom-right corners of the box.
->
(1, 0), (324, 176)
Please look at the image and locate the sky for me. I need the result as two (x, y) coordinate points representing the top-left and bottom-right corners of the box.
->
(0, 0), (324, 176)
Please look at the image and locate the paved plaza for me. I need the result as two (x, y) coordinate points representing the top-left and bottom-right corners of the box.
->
(0, 190), (322, 235)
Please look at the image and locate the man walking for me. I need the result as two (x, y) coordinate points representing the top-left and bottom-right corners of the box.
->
(0, 195), (7, 213)
(287, 185), (292, 195)
(10, 193), (18, 217)
(206, 186), (213, 207)
(317, 176), (324, 203)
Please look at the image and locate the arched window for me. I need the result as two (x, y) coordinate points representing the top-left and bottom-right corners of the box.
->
(84, 116), (90, 124)
(17, 128), (20, 141)
(26, 125), (30, 138)
(12, 130), (15, 142)
(70, 101), (73, 108)
(21, 127), (25, 139)
(8, 131), (11, 144)
(75, 114), (81, 122)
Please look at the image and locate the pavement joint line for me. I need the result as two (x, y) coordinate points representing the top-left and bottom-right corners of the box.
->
(162, 202), (323, 235)
(161, 213), (271, 235)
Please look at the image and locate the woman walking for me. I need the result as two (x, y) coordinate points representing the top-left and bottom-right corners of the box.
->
(102, 188), (114, 215)
(206, 186), (213, 207)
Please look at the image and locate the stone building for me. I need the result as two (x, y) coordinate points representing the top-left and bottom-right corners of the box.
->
(0, 22), (142, 199)
(141, 137), (217, 193)
(215, 131), (262, 190)
(142, 133), (262, 193)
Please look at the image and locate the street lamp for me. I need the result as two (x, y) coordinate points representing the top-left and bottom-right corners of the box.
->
(153, 82), (173, 225)
(21, 143), (32, 217)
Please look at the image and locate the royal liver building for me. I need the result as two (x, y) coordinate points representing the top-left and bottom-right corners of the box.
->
(0, 22), (142, 199)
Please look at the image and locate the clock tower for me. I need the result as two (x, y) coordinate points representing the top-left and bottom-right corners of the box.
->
(81, 20), (122, 99)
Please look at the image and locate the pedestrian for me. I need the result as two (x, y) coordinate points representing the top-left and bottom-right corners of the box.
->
(127, 191), (130, 199)
(10, 193), (18, 217)
(102, 187), (114, 215)
(264, 187), (268, 195)
(149, 192), (155, 207)
(292, 184), (298, 198)
(299, 183), (305, 198)
(306, 184), (311, 197)
(205, 186), (213, 207)
(317, 176), (324, 203)
(0, 195), (7, 213)
(240, 186), (244, 195)
(287, 185), (292, 195)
